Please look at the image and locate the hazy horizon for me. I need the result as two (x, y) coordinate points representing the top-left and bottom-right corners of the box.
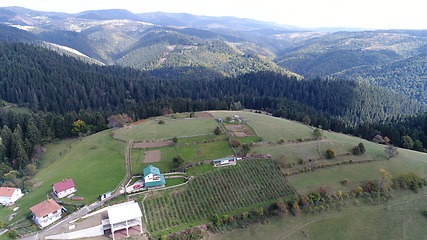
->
(1, 0), (426, 30)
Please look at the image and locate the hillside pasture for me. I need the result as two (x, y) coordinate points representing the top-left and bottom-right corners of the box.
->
(287, 145), (427, 195)
(212, 188), (427, 240)
(8, 130), (126, 222)
(209, 111), (315, 143)
(113, 118), (219, 141)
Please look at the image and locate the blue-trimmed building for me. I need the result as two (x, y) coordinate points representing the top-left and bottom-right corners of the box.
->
(212, 157), (238, 167)
(143, 165), (166, 188)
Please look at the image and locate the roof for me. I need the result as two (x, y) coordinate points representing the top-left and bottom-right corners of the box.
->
(213, 157), (236, 162)
(30, 199), (61, 218)
(107, 201), (142, 224)
(145, 174), (166, 187)
(0, 187), (18, 197)
(143, 165), (161, 177)
(53, 179), (75, 193)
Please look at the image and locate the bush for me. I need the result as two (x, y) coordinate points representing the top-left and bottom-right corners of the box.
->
(214, 126), (221, 135)
(341, 179), (349, 185)
(394, 172), (426, 191)
(325, 148), (336, 159)
(352, 146), (361, 155)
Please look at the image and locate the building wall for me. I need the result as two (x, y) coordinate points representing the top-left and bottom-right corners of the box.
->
(0, 196), (12, 205)
(145, 173), (160, 183)
(34, 210), (62, 228)
(56, 187), (77, 198)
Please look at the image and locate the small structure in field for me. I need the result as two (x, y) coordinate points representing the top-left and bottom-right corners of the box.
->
(143, 165), (166, 188)
(103, 201), (143, 240)
(99, 191), (112, 201)
(0, 187), (24, 205)
(30, 199), (62, 228)
(212, 157), (238, 167)
(52, 178), (77, 199)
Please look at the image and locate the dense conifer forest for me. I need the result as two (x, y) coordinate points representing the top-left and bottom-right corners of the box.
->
(0, 41), (426, 174)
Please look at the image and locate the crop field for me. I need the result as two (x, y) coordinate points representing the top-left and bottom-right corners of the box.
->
(113, 118), (219, 141)
(141, 159), (298, 235)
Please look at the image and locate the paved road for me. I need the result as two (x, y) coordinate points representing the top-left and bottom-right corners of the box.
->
(21, 189), (124, 240)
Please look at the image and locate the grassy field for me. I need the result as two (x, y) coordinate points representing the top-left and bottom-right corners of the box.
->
(113, 118), (219, 141)
(1, 130), (126, 224)
(209, 111), (315, 143)
(210, 188), (427, 240)
(131, 140), (234, 174)
(140, 159), (298, 237)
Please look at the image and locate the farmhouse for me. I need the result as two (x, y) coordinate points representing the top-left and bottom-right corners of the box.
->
(143, 165), (166, 188)
(0, 187), (23, 205)
(52, 178), (76, 199)
(103, 201), (143, 240)
(212, 157), (237, 167)
(30, 199), (62, 228)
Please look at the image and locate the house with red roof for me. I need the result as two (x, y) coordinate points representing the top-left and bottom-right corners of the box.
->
(30, 199), (62, 228)
(52, 179), (76, 199)
(0, 187), (24, 205)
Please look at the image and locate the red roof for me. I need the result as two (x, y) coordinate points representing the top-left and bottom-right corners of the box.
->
(0, 187), (18, 197)
(53, 179), (75, 193)
(30, 199), (61, 218)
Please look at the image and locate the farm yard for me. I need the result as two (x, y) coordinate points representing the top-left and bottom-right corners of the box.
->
(139, 159), (298, 236)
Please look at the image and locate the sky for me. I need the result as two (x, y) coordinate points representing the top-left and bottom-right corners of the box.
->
(1, 0), (426, 30)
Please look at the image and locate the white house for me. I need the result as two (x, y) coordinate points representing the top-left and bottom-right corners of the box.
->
(30, 199), (62, 228)
(143, 165), (166, 188)
(102, 201), (143, 240)
(212, 157), (237, 167)
(52, 179), (76, 199)
(0, 187), (24, 205)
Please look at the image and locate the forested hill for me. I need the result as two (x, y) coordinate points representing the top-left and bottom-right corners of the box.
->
(0, 41), (425, 124)
(1, 41), (427, 171)
(275, 30), (427, 104)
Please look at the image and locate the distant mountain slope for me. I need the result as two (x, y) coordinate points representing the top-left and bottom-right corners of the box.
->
(276, 30), (427, 103)
(0, 41), (424, 124)
(331, 54), (427, 103)
(0, 7), (302, 78)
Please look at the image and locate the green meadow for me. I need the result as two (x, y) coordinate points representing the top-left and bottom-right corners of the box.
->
(113, 118), (219, 141)
(211, 188), (427, 240)
(131, 139), (234, 174)
(3, 130), (125, 223)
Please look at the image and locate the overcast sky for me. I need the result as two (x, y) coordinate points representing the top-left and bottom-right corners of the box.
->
(1, 0), (426, 30)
